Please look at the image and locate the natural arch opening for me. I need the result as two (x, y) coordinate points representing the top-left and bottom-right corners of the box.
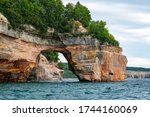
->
(58, 53), (77, 79)
(28, 50), (78, 81)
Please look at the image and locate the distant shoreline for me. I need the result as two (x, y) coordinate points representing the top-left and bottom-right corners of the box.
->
(126, 67), (150, 72)
(63, 63), (150, 78)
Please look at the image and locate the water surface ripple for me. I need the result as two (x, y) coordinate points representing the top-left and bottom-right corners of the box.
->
(0, 78), (150, 100)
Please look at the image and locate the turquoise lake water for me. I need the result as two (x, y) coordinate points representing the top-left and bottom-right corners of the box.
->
(0, 78), (150, 100)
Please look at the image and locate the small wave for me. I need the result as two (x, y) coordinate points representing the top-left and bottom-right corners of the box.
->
(45, 94), (53, 97)
(84, 91), (94, 94)
(13, 89), (29, 93)
(103, 87), (112, 93)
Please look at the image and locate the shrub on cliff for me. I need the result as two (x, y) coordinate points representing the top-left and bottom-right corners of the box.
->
(39, 0), (65, 32)
(0, 0), (47, 32)
(41, 50), (64, 70)
(0, 0), (91, 33)
(65, 2), (91, 28)
(88, 21), (119, 46)
(0, 0), (120, 61)
(57, 61), (64, 69)
(74, 2), (91, 27)
(41, 50), (59, 62)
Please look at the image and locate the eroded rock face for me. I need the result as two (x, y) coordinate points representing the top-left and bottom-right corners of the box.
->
(0, 14), (127, 82)
(62, 37), (127, 81)
(0, 13), (9, 24)
(72, 21), (88, 34)
(0, 34), (48, 82)
(29, 54), (63, 81)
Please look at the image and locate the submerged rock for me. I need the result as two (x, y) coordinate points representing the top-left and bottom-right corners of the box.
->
(29, 54), (63, 81)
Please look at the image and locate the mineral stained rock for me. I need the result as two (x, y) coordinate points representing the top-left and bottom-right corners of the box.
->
(0, 13), (127, 82)
(63, 38), (127, 81)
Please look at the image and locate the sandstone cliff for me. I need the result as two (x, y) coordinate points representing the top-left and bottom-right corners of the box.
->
(29, 54), (63, 81)
(126, 71), (150, 78)
(0, 14), (127, 82)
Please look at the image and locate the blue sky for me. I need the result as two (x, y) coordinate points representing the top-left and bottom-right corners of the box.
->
(60, 0), (150, 68)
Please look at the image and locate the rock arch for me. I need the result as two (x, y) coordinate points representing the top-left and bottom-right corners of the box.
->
(0, 18), (127, 82)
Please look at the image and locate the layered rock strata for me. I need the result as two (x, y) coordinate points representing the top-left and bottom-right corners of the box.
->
(0, 15), (127, 82)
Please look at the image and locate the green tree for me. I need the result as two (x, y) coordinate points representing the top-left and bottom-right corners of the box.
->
(42, 50), (59, 62)
(74, 2), (91, 27)
(19, 0), (47, 32)
(0, 0), (119, 47)
(0, 0), (91, 32)
(88, 21), (119, 46)
(0, 0), (24, 29)
(0, 0), (47, 32)
(39, 0), (65, 32)
(58, 61), (64, 69)
(65, 3), (75, 20)
(62, 2), (91, 32)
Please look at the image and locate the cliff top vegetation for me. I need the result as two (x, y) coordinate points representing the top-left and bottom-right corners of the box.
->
(0, 0), (119, 46)
(0, 0), (119, 62)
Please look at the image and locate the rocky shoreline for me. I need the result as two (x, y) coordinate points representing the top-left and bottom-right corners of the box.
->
(126, 71), (150, 78)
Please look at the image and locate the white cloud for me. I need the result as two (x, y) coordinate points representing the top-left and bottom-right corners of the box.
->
(58, 53), (67, 63)
(112, 26), (150, 44)
(84, 2), (150, 24)
(128, 57), (150, 68)
(83, 1), (150, 45)
(132, 12), (150, 23)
